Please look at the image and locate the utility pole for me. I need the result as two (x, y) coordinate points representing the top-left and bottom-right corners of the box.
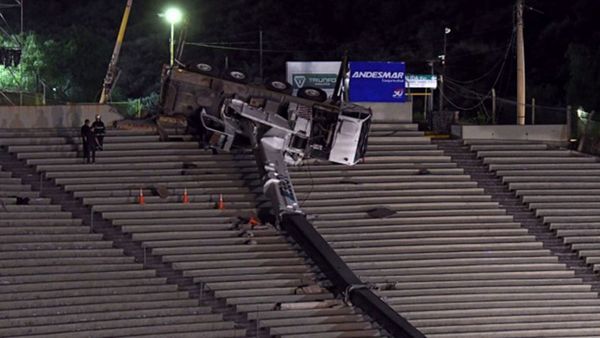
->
(516, 0), (526, 125)
(492, 88), (496, 124)
(438, 27), (451, 112)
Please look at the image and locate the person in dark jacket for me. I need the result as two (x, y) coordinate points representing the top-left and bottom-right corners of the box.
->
(81, 119), (96, 163)
(91, 114), (106, 150)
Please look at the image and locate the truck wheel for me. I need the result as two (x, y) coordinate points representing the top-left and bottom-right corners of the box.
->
(224, 69), (248, 83)
(297, 86), (327, 102)
(265, 79), (293, 95)
(188, 62), (218, 76)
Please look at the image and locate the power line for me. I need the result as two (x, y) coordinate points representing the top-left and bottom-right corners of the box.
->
(184, 41), (336, 54)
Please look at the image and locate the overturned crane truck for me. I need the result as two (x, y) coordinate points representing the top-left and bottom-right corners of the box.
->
(159, 63), (424, 338)
(160, 64), (371, 217)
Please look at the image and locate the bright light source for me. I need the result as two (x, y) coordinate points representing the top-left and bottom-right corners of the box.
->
(164, 7), (183, 24)
(577, 107), (588, 120)
(445, 27), (452, 34)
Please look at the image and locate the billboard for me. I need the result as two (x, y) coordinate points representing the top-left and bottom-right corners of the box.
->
(349, 61), (406, 102)
(286, 61), (341, 96)
(406, 74), (438, 89)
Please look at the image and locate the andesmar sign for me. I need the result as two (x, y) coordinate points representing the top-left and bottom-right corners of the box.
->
(349, 61), (406, 102)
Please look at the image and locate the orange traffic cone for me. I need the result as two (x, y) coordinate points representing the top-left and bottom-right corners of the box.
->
(217, 193), (224, 210)
(248, 215), (260, 226)
(182, 188), (190, 204)
(138, 188), (145, 205)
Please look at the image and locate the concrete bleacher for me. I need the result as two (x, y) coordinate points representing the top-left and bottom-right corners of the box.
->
(289, 122), (600, 338)
(0, 128), (383, 338)
(0, 162), (245, 337)
(466, 140), (600, 274)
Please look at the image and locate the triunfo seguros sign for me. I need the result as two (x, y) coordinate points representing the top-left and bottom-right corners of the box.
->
(286, 61), (341, 96)
(349, 61), (406, 102)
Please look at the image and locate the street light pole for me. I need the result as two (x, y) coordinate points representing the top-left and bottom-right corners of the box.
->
(170, 22), (175, 66)
(163, 7), (183, 67)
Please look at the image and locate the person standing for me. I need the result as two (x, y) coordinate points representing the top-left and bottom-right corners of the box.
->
(92, 114), (106, 150)
(80, 119), (96, 163)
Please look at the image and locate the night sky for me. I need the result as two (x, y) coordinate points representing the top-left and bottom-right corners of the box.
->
(6, 0), (600, 119)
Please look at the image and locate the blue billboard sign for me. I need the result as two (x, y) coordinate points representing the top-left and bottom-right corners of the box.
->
(349, 61), (406, 102)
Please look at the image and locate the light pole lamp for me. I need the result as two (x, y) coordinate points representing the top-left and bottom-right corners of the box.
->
(163, 7), (183, 67)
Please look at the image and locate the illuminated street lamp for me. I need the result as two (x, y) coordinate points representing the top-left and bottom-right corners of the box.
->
(162, 7), (183, 67)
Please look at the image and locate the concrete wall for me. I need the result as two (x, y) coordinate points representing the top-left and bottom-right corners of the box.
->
(352, 102), (413, 122)
(452, 124), (569, 142)
(0, 104), (124, 129)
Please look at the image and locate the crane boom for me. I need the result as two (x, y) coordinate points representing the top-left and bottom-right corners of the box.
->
(99, 0), (133, 104)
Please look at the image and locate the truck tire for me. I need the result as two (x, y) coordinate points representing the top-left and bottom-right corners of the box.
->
(265, 79), (293, 95)
(224, 69), (248, 83)
(297, 86), (327, 102)
(188, 62), (218, 76)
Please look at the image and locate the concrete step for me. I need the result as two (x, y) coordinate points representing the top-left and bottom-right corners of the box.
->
(312, 215), (516, 227)
(368, 136), (432, 144)
(0, 314), (230, 337)
(497, 169), (600, 177)
(0, 269), (157, 284)
(304, 202), (501, 215)
(0, 248), (124, 260)
(530, 202), (600, 210)
(470, 144), (549, 151)
(73, 186), (249, 199)
(477, 150), (574, 158)
(1, 321), (239, 338)
(0, 262), (143, 277)
(484, 157), (597, 164)
(0, 219), (83, 227)
(28, 154), (241, 166)
(0, 254), (135, 268)
(504, 176), (600, 183)
(0, 276), (167, 293)
(101, 208), (254, 221)
(92, 201), (255, 213)
(290, 168), (465, 177)
(8, 141), (198, 153)
(0, 211), (73, 219)
(489, 163), (600, 171)
(47, 167), (255, 179)
(510, 182), (600, 190)
(523, 195), (600, 203)
(163, 250), (298, 264)
(300, 195), (492, 207)
(319, 222), (523, 234)
(173, 257), (305, 271)
(516, 189), (600, 197)
(0, 226), (90, 236)
(311, 209), (508, 221)
(298, 188), (486, 200)
(333, 242), (544, 256)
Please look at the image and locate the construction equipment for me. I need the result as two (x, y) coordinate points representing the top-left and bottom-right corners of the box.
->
(99, 0), (133, 104)
(160, 63), (371, 218)
(158, 62), (428, 338)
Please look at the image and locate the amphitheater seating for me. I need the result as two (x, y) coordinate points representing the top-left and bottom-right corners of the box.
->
(0, 162), (244, 337)
(289, 122), (600, 338)
(0, 128), (383, 338)
(467, 140), (600, 273)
